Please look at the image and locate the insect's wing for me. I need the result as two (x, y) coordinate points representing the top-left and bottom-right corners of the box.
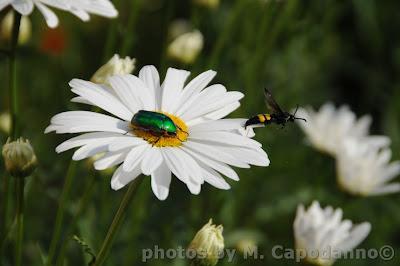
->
(264, 89), (284, 114)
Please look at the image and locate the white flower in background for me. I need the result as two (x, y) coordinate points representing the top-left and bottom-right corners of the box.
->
(91, 54), (136, 85)
(337, 138), (400, 196)
(0, 112), (11, 134)
(294, 201), (371, 266)
(167, 30), (204, 65)
(193, 0), (220, 9)
(1, 11), (31, 44)
(46, 66), (269, 200)
(0, 0), (118, 28)
(296, 103), (373, 156)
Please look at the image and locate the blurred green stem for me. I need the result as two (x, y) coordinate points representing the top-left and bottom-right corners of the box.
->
(15, 178), (25, 266)
(55, 174), (97, 266)
(121, 0), (143, 56)
(46, 162), (77, 266)
(93, 176), (144, 266)
(103, 0), (121, 61)
(207, 0), (247, 69)
(10, 11), (21, 139)
(159, 0), (175, 74)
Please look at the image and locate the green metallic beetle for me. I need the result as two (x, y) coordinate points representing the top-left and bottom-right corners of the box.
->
(131, 110), (178, 137)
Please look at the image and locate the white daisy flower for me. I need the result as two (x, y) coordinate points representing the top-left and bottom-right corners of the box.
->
(45, 66), (270, 200)
(296, 103), (373, 156)
(337, 137), (400, 196)
(167, 29), (204, 65)
(294, 201), (371, 266)
(0, 0), (118, 28)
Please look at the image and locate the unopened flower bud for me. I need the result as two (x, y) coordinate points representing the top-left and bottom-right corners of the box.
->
(1, 11), (32, 45)
(91, 54), (136, 85)
(167, 30), (203, 65)
(188, 219), (224, 266)
(2, 138), (37, 178)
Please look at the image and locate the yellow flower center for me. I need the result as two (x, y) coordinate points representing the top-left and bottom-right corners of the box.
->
(131, 112), (189, 147)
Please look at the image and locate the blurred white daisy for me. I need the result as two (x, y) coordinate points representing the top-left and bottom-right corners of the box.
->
(46, 66), (270, 200)
(167, 29), (204, 65)
(337, 137), (400, 196)
(0, 0), (118, 28)
(294, 201), (371, 266)
(296, 103), (373, 156)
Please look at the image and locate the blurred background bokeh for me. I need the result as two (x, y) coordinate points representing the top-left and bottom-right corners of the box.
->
(1, 0), (400, 265)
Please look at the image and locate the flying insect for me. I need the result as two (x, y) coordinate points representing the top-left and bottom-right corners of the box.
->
(245, 89), (306, 128)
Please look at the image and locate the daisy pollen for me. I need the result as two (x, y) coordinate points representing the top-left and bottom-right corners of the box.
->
(46, 65), (270, 200)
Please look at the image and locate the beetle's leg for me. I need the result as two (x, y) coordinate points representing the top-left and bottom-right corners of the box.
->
(176, 125), (189, 135)
(153, 137), (161, 146)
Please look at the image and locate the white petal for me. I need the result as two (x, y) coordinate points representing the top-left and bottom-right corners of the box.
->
(177, 84), (226, 117)
(201, 165), (230, 190)
(370, 183), (400, 196)
(184, 141), (250, 168)
(45, 111), (129, 134)
(189, 131), (262, 149)
(71, 96), (91, 105)
(161, 68), (190, 113)
(94, 150), (128, 170)
(161, 148), (188, 183)
(181, 146), (239, 181)
(176, 70), (216, 114)
(338, 223), (371, 253)
(190, 119), (247, 133)
(122, 144), (149, 172)
(139, 65), (161, 109)
(111, 164), (142, 190)
(204, 102), (241, 120)
(69, 0), (118, 18)
(0, 0), (13, 11)
(70, 79), (133, 121)
(55, 132), (119, 153)
(217, 146), (270, 167)
(182, 91), (243, 121)
(35, 2), (59, 28)
(151, 162), (171, 200)
(122, 75), (155, 110)
(108, 136), (146, 152)
(69, 8), (90, 21)
(12, 0), (34, 15)
(141, 147), (163, 175)
(108, 75), (143, 114)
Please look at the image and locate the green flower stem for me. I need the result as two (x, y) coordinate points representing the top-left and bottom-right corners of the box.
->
(121, 0), (143, 56)
(94, 176), (144, 266)
(10, 11), (21, 139)
(103, 0), (121, 61)
(46, 161), (78, 266)
(207, 0), (247, 69)
(15, 177), (25, 266)
(55, 174), (97, 266)
(0, 175), (10, 251)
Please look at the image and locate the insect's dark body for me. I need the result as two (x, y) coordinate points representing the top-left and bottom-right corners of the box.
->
(245, 89), (306, 128)
(131, 110), (177, 137)
(245, 113), (294, 128)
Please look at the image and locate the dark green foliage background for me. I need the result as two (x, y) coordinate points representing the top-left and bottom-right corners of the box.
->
(1, 0), (399, 265)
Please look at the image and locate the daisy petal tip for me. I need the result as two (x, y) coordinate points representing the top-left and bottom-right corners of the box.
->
(154, 192), (169, 201)
(111, 181), (124, 191)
